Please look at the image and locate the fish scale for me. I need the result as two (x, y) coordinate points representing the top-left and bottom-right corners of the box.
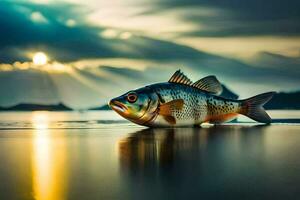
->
(151, 83), (209, 125)
(206, 96), (240, 123)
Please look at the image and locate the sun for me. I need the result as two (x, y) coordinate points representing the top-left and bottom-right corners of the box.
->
(33, 52), (48, 65)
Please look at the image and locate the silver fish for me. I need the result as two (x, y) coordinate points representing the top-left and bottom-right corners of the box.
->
(109, 70), (275, 127)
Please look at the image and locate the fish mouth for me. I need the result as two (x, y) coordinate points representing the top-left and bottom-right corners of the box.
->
(109, 99), (127, 113)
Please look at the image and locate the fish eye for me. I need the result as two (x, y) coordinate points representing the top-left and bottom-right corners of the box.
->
(127, 92), (138, 103)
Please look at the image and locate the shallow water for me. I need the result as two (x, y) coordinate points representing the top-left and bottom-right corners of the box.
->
(0, 111), (299, 200)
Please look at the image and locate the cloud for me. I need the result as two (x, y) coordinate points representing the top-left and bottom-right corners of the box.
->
(175, 36), (300, 59)
(144, 0), (300, 37)
(0, 1), (208, 63)
(1, 0), (299, 63)
(247, 52), (300, 74)
(0, 0), (299, 108)
(30, 11), (48, 23)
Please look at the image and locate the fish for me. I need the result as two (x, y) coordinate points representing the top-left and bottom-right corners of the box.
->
(109, 70), (275, 127)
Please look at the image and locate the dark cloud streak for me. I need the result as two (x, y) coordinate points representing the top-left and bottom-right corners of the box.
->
(0, 1), (209, 63)
(147, 0), (300, 37)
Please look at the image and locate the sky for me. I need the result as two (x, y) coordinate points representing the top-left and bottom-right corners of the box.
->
(0, 0), (299, 108)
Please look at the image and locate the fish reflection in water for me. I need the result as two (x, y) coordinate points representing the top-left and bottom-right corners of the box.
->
(117, 125), (282, 199)
(119, 128), (196, 168)
(118, 125), (267, 174)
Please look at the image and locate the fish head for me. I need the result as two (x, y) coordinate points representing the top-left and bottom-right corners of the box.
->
(109, 87), (159, 124)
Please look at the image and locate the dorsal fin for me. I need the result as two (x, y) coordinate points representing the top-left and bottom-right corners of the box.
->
(168, 70), (193, 86)
(192, 75), (223, 95)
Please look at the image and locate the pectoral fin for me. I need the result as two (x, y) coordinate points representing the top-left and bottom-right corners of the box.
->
(159, 99), (184, 125)
(163, 116), (176, 125)
(159, 99), (184, 116)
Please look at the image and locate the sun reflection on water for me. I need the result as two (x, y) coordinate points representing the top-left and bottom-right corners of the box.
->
(31, 112), (66, 200)
(32, 112), (49, 130)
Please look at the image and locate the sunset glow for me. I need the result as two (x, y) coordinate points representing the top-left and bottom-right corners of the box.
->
(0, 0), (299, 108)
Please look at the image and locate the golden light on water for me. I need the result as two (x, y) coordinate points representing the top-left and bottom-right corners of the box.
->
(31, 112), (67, 200)
(33, 52), (48, 65)
(32, 112), (49, 129)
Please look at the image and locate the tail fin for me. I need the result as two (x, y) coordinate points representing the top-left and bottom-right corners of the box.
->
(239, 92), (276, 123)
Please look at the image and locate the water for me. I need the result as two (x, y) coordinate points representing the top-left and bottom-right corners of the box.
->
(0, 111), (299, 200)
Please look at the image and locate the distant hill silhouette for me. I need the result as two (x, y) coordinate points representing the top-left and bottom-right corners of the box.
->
(0, 103), (72, 111)
(89, 104), (111, 110)
(265, 91), (300, 110)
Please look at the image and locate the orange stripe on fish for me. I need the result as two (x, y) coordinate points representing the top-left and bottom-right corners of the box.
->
(204, 113), (238, 123)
